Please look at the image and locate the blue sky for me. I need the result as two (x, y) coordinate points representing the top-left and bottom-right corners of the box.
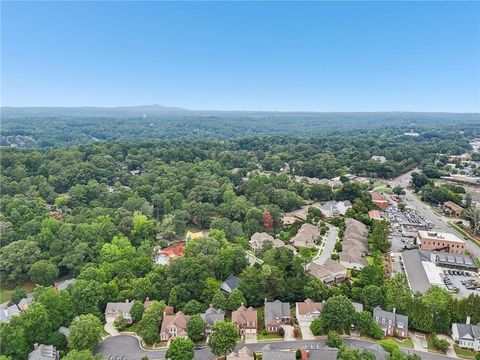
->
(1, 1), (479, 112)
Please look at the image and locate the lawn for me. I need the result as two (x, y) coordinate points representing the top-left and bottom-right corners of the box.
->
(0, 282), (36, 303)
(365, 255), (374, 265)
(257, 332), (282, 341)
(454, 345), (478, 359)
(376, 187), (393, 194)
(395, 338), (414, 349)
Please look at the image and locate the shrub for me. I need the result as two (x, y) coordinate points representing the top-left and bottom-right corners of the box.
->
(378, 339), (399, 354)
(113, 316), (128, 331)
(431, 335), (449, 353)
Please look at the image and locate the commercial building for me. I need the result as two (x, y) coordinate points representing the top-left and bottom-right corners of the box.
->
(417, 231), (465, 254)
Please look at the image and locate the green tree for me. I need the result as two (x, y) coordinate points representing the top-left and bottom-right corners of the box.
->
(68, 280), (105, 316)
(320, 295), (355, 333)
(62, 350), (102, 360)
(28, 260), (59, 286)
(354, 311), (384, 339)
(227, 289), (246, 311)
(337, 346), (375, 360)
(211, 290), (227, 310)
(130, 300), (145, 322)
(68, 314), (103, 351)
(165, 337), (194, 360)
(326, 331), (343, 348)
(36, 287), (75, 330)
(113, 316), (128, 331)
(10, 303), (52, 345)
(0, 323), (30, 360)
(0, 240), (41, 286)
(361, 285), (385, 312)
(10, 287), (27, 305)
(186, 315), (205, 344)
(208, 321), (238, 358)
(183, 300), (205, 315)
(138, 301), (165, 345)
(303, 277), (330, 302)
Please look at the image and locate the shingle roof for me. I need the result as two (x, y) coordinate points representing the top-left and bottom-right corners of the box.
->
(262, 345), (295, 360)
(28, 345), (59, 360)
(373, 307), (408, 330)
(296, 299), (323, 315)
(160, 311), (190, 336)
(222, 275), (240, 291)
(105, 300), (135, 315)
(202, 306), (225, 325)
(0, 303), (20, 323)
(232, 305), (257, 326)
(264, 300), (290, 327)
(453, 323), (480, 340)
(291, 223), (320, 248)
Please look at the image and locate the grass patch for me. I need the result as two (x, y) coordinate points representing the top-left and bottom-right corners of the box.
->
(376, 187), (393, 194)
(449, 222), (480, 248)
(257, 332), (282, 340)
(395, 338), (414, 349)
(454, 345), (478, 359)
(126, 323), (140, 334)
(0, 282), (36, 303)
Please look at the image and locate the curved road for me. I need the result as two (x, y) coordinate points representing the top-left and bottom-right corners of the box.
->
(95, 335), (455, 360)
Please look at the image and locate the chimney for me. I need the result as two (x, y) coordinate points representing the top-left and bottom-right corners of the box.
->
(466, 316), (471, 325)
(265, 298), (268, 304)
(393, 308), (396, 314)
(209, 303), (213, 308)
(145, 297), (150, 302)
(34, 343), (39, 350)
(125, 299), (129, 303)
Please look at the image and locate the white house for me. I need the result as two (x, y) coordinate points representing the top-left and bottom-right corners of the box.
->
(295, 299), (323, 324)
(452, 317), (480, 351)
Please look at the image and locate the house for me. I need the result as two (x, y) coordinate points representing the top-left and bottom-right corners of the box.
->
(28, 344), (59, 360)
(264, 300), (291, 332)
(105, 300), (135, 323)
(370, 191), (389, 208)
(300, 348), (339, 360)
(249, 232), (284, 252)
(0, 303), (20, 323)
(159, 311), (190, 341)
(318, 201), (352, 217)
(371, 156), (387, 163)
(18, 295), (33, 311)
(307, 259), (347, 285)
(221, 275), (240, 293)
(368, 210), (382, 220)
(295, 299), (323, 323)
(201, 304), (225, 336)
(373, 307), (408, 338)
(186, 231), (204, 240)
(155, 242), (186, 265)
(282, 215), (299, 225)
(262, 344), (295, 360)
(417, 230), (465, 254)
(54, 278), (76, 291)
(451, 317), (480, 351)
(232, 304), (257, 342)
(338, 218), (369, 270)
(291, 223), (320, 248)
(444, 201), (464, 217)
(227, 346), (254, 360)
(129, 169), (141, 176)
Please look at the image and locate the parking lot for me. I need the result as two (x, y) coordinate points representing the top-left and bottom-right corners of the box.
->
(442, 269), (480, 297)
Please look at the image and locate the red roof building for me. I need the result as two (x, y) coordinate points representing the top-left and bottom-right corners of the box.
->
(370, 191), (389, 208)
(444, 201), (464, 217)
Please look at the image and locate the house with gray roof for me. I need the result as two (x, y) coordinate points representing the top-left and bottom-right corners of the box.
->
(28, 344), (59, 360)
(291, 223), (321, 248)
(373, 307), (408, 338)
(339, 218), (369, 270)
(54, 278), (76, 291)
(227, 346), (254, 360)
(307, 259), (347, 285)
(452, 317), (480, 351)
(105, 300), (135, 323)
(201, 304), (225, 336)
(262, 344), (295, 360)
(0, 303), (20, 323)
(264, 299), (290, 333)
(221, 275), (240, 293)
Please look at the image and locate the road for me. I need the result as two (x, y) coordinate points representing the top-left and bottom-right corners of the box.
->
(313, 226), (338, 265)
(387, 170), (480, 260)
(95, 335), (457, 360)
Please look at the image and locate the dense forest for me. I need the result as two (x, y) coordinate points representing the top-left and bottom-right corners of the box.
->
(1, 116), (480, 359)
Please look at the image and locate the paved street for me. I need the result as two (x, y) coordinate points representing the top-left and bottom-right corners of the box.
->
(313, 226), (338, 265)
(387, 170), (480, 260)
(95, 335), (459, 360)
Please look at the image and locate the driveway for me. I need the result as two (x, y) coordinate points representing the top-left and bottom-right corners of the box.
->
(437, 334), (458, 358)
(104, 316), (119, 337)
(298, 320), (315, 340)
(313, 227), (338, 265)
(281, 325), (295, 341)
(94, 335), (165, 360)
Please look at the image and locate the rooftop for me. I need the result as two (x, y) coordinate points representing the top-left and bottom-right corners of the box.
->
(418, 231), (464, 244)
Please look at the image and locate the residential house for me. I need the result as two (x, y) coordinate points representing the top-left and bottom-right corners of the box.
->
(28, 344), (59, 360)
(105, 300), (135, 323)
(262, 344), (295, 360)
(291, 223), (320, 248)
(417, 231), (465, 254)
(227, 346), (254, 360)
(443, 201), (464, 217)
(307, 259), (347, 285)
(0, 303), (20, 323)
(232, 304), (257, 342)
(300, 348), (338, 360)
(160, 311), (190, 341)
(339, 218), (369, 270)
(221, 275), (240, 293)
(373, 307), (408, 338)
(370, 191), (389, 208)
(54, 278), (76, 291)
(18, 295), (33, 311)
(154, 242), (186, 265)
(201, 304), (225, 337)
(249, 232), (284, 252)
(451, 317), (480, 351)
(295, 299), (323, 324)
(264, 300), (291, 333)
(318, 201), (352, 218)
